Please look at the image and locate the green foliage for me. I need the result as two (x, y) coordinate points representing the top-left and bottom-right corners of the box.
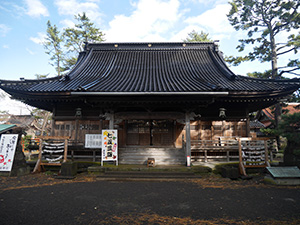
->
(227, 0), (300, 78)
(63, 12), (105, 54)
(183, 30), (212, 42)
(35, 74), (49, 79)
(277, 113), (300, 145)
(43, 20), (64, 76)
(246, 70), (272, 79)
(22, 135), (32, 151)
(61, 56), (78, 72)
(44, 12), (105, 75)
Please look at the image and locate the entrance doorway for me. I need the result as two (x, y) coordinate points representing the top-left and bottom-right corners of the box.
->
(126, 120), (174, 146)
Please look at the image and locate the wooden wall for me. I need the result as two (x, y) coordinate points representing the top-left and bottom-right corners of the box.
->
(175, 120), (247, 148)
(53, 119), (247, 148)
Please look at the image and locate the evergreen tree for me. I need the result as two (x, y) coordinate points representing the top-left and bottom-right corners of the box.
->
(64, 12), (105, 54)
(227, 0), (300, 129)
(43, 20), (64, 76)
(62, 12), (105, 70)
(183, 30), (212, 42)
(227, 0), (300, 78)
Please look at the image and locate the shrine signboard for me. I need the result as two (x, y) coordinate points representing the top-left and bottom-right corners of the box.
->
(85, 134), (102, 149)
(0, 134), (18, 171)
(238, 137), (270, 176)
(101, 130), (118, 166)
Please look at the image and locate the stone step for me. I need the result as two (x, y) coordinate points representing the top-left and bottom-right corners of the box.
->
(118, 159), (185, 165)
(98, 170), (201, 179)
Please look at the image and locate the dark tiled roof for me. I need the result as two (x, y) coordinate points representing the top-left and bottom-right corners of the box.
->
(1, 42), (300, 94)
(249, 120), (265, 129)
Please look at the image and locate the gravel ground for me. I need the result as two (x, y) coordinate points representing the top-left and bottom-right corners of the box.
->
(0, 173), (300, 225)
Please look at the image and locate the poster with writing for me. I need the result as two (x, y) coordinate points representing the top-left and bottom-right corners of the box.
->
(85, 134), (102, 149)
(0, 134), (18, 171)
(101, 130), (118, 163)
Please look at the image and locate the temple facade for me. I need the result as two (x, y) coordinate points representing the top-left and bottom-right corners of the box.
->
(1, 42), (299, 165)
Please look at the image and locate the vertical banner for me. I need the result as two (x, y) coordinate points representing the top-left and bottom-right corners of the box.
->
(0, 134), (19, 171)
(101, 130), (118, 166)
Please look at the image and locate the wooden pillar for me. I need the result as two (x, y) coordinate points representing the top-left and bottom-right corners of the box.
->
(246, 108), (250, 137)
(246, 117), (250, 137)
(109, 111), (114, 129)
(99, 118), (103, 132)
(51, 107), (56, 136)
(75, 119), (79, 142)
(185, 112), (191, 165)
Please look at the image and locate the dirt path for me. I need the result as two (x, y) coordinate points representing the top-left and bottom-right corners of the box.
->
(1, 173), (300, 224)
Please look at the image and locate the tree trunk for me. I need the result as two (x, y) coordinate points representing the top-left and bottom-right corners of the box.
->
(269, 27), (278, 79)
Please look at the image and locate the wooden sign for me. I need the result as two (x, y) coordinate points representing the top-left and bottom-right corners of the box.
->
(0, 134), (18, 171)
(238, 137), (270, 176)
(101, 130), (118, 166)
(85, 134), (102, 149)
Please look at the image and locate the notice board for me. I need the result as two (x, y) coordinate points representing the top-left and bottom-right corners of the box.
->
(0, 134), (18, 171)
(101, 130), (118, 166)
(85, 134), (102, 149)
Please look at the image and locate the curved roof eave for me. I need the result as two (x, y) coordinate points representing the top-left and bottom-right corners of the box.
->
(0, 42), (300, 95)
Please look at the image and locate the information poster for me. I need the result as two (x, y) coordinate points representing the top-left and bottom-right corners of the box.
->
(85, 134), (102, 149)
(0, 134), (18, 171)
(101, 130), (118, 165)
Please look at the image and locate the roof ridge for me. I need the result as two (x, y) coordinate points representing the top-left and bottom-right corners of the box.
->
(86, 42), (217, 50)
(237, 75), (300, 83)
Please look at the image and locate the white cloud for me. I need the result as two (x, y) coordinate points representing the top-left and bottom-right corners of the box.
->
(170, 25), (209, 42)
(26, 48), (36, 55)
(184, 4), (235, 39)
(197, 0), (228, 4)
(3, 45), (9, 49)
(24, 0), (49, 17)
(30, 32), (47, 45)
(105, 0), (182, 42)
(59, 19), (75, 29)
(55, 0), (103, 24)
(0, 24), (11, 37)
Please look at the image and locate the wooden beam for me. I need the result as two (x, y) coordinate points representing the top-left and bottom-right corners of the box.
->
(36, 136), (70, 140)
(115, 112), (185, 120)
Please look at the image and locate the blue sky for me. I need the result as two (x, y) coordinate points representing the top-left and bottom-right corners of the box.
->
(0, 0), (299, 114)
(0, 0), (299, 80)
(1, 0), (287, 81)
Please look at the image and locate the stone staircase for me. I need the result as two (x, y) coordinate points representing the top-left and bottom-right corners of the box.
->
(118, 147), (186, 165)
(97, 170), (201, 179)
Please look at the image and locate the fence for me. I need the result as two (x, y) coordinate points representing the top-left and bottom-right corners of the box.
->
(190, 137), (277, 162)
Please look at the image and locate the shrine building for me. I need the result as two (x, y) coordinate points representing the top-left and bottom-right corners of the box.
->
(1, 42), (300, 165)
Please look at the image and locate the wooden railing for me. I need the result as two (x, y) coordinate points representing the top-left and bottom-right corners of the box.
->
(190, 137), (277, 162)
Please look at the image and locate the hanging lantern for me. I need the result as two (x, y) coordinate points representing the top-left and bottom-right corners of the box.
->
(75, 108), (82, 117)
(219, 108), (226, 119)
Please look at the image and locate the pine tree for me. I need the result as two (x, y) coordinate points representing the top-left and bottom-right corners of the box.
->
(227, 0), (300, 78)
(183, 30), (212, 42)
(43, 21), (64, 76)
